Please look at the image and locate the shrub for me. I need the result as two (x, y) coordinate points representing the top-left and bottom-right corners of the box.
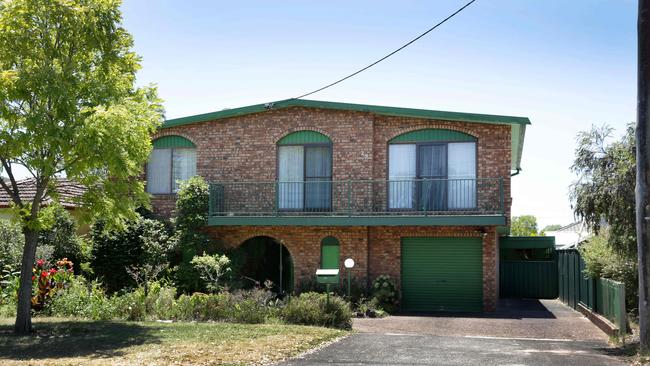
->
(355, 296), (387, 318)
(580, 232), (638, 313)
(191, 252), (231, 293)
(0, 221), (23, 272)
(282, 292), (352, 329)
(371, 275), (398, 314)
(31, 258), (75, 311)
(48, 277), (117, 320)
(38, 206), (88, 273)
(91, 215), (173, 293)
(172, 176), (222, 294)
(112, 288), (147, 321)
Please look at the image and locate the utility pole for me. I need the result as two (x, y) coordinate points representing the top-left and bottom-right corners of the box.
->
(637, 0), (650, 352)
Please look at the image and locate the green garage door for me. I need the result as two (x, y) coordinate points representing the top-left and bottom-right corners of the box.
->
(401, 237), (483, 312)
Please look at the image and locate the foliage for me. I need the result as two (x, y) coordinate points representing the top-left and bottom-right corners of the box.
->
(191, 252), (231, 293)
(0, 220), (23, 272)
(0, 0), (164, 332)
(172, 176), (218, 293)
(0, 264), (19, 305)
(47, 276), (117, 320)
(354, 296), (388, 318)
(371, 275), (399, 314)
(282, 292), (352, 329)
(91, 215), (173, 293)
(580, 232), (638, 313)
(38, 206), (88, 273)
(541, 224), (563, 233)
(571, 124), (636, 255)
(31, 258), (74, 311)
(511, 215), (539, 236)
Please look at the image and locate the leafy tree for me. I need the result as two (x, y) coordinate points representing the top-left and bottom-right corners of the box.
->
(0, 0), (163, 333)
(510, 215), (539, 236)
(570, 124), (636, 255)
(541, 224), (562, 233)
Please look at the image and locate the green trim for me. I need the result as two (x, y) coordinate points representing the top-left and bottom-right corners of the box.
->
(278, 130), (331, 145)
(207, 215), (506, 226)
(500, 236), (555, 249)
(390, 128), (476, 143)
(162, 99), (530, 171)
(152, 135), (195, 148)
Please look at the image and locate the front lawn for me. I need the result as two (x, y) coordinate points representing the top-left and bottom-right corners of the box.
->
(0, 317), (346, 365)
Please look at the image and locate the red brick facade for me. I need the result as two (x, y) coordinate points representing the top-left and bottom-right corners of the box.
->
(151, 106), (511, 312)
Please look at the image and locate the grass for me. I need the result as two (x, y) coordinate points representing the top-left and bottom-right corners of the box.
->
(0, 317), (347, 365)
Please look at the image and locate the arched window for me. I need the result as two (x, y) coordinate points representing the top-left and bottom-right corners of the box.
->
(147, 135), (197, 194)
(320, 236), (340, 269)
(277, 131), (332, 211)
(388, 129), (477, 211)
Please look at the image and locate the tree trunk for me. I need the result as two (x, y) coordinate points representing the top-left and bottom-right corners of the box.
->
(14, 228), (38, 335)
(638, 0), (650, 352)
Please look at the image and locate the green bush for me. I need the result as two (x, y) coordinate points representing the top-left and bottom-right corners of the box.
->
(580, 232), (638, 313)
(91, 215), (173, 293)
(0, 221), (23, 272)
(172, 176), (221, 294)
(47, 277), (117, 320)
(371, 275), (398, 314)
(282, 292), (352, 329)
(112, 289), (147, 321)
(38, 206), (88, 273)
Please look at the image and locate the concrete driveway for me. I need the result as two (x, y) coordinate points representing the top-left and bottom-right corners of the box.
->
(279, 299), (626, 366)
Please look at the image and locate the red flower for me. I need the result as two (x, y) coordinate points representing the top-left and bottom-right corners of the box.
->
(31, 275), (35, 281)
(40, 271), (48, 278)
(49, 268), (57, 275)
(36, 259), (44, 267)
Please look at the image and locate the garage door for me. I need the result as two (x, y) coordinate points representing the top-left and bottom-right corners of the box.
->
(401, 237), (483, 312)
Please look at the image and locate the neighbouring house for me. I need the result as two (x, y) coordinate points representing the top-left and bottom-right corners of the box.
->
(146, 99), (530, 312)
(0, 177), (89, 234)
(546, 222), (592, 250)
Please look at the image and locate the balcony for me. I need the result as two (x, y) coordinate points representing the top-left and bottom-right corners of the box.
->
(208, 178), (505, 226)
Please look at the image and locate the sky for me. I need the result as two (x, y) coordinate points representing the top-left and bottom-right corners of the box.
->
(120, 0), (637, 229)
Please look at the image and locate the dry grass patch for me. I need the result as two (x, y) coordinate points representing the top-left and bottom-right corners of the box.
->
(0, 317), (346, 365)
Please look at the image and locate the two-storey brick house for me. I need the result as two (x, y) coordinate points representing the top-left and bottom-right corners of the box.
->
(147, 99), (529, 312)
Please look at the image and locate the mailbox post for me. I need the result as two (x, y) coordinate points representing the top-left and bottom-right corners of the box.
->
(315, 269), (339, 304)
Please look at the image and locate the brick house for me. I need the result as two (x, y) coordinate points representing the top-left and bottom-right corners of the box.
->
(147, 99), (529, 312)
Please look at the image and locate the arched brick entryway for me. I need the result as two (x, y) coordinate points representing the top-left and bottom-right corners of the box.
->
(230, 236), (294, 294)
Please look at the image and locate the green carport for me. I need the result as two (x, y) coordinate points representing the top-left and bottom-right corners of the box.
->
(401, 237), (483, 312)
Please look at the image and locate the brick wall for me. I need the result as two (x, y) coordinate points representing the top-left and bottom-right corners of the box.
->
(204, 224), (498, 312)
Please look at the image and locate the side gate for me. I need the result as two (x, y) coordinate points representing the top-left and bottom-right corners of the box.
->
(499, 236), (558, 299)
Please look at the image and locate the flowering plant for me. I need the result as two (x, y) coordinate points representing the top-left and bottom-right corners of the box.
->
(31, 258), (74, 310)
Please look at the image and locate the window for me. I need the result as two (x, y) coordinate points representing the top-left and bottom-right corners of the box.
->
(320, 236), (340, 269)
(277, 131), (332, 211)
(147, 136), (197, 194)
(388, 129), (477, 210)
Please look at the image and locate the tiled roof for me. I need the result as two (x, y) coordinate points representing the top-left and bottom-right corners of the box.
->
(0, 178), (85, 208)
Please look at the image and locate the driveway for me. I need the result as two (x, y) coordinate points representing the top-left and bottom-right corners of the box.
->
(279, 299), (626, 366)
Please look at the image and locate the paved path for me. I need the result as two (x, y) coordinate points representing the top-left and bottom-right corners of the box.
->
(279, 299), (625, 365)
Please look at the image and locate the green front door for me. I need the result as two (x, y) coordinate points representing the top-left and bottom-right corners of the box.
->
(401, 237), (483, 312)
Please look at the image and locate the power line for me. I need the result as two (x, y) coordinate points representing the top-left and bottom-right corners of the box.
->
(293, 0), (478, 99)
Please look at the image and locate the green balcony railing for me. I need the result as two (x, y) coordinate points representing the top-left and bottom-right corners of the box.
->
(209, 178), (504, 217)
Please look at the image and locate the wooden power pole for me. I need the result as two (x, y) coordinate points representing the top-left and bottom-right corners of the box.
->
(637, 0), (650, 352)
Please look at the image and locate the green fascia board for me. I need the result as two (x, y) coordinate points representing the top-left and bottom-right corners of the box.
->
(500, 236), (556, 249)
(278, 130), (331, 145)
(207, 215), (506, 226)
(153, 135), (196, 148)
(389, 128), (476, 143)
(162, 98), (530, 171)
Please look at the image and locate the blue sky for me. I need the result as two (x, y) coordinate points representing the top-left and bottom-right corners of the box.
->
(121, 0), (637, 229)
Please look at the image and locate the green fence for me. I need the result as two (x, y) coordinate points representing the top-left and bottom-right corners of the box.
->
(557, 249), (626, 332)
(499, 236), (558, 299)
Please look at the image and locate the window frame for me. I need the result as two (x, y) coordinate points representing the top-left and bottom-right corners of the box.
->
(276, 142), (333, 212)
(146, 146), (197, 195)
(387, 139), (478, 211)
